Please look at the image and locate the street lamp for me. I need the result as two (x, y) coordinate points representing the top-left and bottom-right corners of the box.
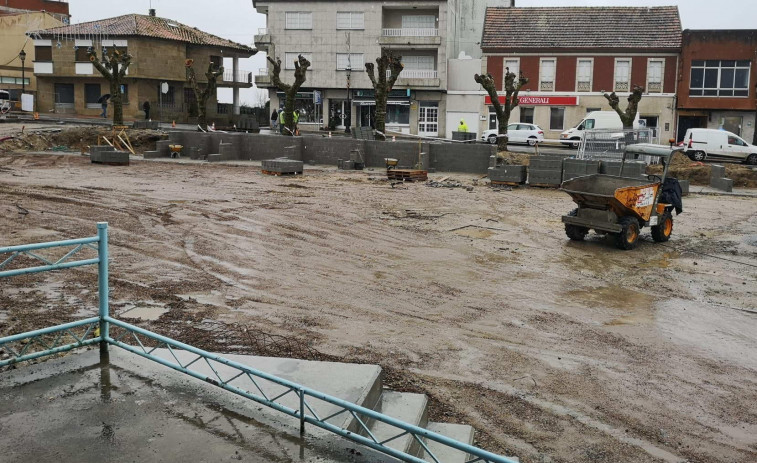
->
(19, 49), (26, 95)
(345, 66), (351, 134)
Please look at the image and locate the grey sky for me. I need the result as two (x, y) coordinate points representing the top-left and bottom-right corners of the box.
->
(66, 0), (757, 105)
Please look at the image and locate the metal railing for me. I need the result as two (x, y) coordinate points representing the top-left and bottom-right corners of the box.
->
(257, 28), (269, 35)
(578, 128), (660, 164)
(1, 223), (518, 463)
(382, 28), (438, 37)
(223, 70), (253, 84)
(257, 67), (269, 76)
(389, 69), (438, 79)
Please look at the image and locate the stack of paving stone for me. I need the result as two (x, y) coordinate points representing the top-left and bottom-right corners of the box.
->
(562, 159), (601, 182)
(527, 155), (564, 187)
(488, 165), (527, 185)
(89, 145), (129, 166)
(132, 121), (160, 130)
(710, 165), (733, 192)
(261, 158), (304, 175)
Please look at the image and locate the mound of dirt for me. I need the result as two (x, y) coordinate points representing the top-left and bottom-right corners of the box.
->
(647, 151), (757, 188)
(496, 151), (531, 166)
(0, 127), (167, 154)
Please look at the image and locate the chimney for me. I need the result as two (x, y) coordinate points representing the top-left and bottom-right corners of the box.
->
(149, 8), (156, 17)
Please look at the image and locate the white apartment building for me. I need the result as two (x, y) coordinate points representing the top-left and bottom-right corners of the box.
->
(253, 0), (512, 136)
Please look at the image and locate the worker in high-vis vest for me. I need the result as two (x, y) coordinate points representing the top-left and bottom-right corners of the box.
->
(458, 119), (469, 132)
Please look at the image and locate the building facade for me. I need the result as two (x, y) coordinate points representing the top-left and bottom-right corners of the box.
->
(480, 7), (682, 142)
(677, 29), (757, 143)
(0, 11), (62, 103)
(31, 11), (255, 122)
(253, 0), (510, 136)
(0, 0), (70, 22)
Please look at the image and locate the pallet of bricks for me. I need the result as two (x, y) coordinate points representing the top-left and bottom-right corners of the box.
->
(528, 155), (564, 187)
(489, 165), (527, 186)
(261, 158), (304, 176)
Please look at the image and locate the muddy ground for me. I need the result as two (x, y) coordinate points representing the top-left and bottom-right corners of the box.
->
(1, 151), (756, 463)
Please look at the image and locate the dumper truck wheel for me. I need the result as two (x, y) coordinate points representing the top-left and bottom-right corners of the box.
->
(651, 211), (673, 242)
(565, 209), (588, 241)
(615, 217), (640, 250)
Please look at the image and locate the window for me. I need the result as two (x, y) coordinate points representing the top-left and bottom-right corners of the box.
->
(286, 12), (312, 30)
(210, 55), (222, 70)
(386, 103), (410, 125)
(550, 107), (565, 130)
(280, 92), (321, 123)
(0, 76), (30, 85)
(85, 83), (101, 108)
(336, 53), (364, 70)
(520, 107), (534, 124)
(576, 59), (592, 92)
(401, 15), (435, 30)
(54, 83), (74, 105)
(35, 46), (52, 61)
(539, 58), (556, 91)
(690, 60), (750, 97)
(75, 47), (90, 62)
(647, 59), (664, 93)
(586, 107), (601, 114)
(503, 58), (520, 87)
(158, 84), (175, 105)
(614, 59), (631, 92)
(488, 106), (497, 130)
(337, 12), (364, 29)
(285, 53), (313, 69)
(728, 135), (747, 146)
(403, 55), (434, 70)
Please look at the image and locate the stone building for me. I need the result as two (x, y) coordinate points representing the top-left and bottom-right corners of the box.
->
(677, 29), (757, 143)
(0, 0), (70, 23)
(253, 0), (511, 136)
(30, 10), (255, 122)
(480, 6), (682, 142)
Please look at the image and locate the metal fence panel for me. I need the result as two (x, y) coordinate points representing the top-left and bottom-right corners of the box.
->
(578, 128), (660, 164)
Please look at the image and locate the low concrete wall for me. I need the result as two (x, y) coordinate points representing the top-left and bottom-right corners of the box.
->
(162, 132), (499, 173)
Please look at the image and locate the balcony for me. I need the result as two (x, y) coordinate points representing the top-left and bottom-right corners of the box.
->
(379, 28), (441, 47)
(254, 68), (271, 86)
(219, 69), (253, 88)
(388, 69), (440, 87)
(254, 27), (271, 52)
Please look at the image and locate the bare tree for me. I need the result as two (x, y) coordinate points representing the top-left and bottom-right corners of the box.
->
(475, 68), (528, 151)
(365, 50), (403, 141)
(267, 54), (310, 136)
(603, 85), (644, 129)
(186, 60), (224, 131)
(88, 48), (132, 126)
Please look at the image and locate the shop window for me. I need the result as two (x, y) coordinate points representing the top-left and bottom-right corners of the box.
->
(386, 103), (410, 125)
(520, 107), (534, 124)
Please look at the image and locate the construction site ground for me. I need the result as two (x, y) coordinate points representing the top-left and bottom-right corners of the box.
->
(1, 148), (756, 463)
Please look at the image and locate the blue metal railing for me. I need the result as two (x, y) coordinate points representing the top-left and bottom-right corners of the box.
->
(0, 224), (518, 463)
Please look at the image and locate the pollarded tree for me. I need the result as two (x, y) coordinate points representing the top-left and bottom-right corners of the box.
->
(603, 85), (644, 129)
(475, 68), (528, 151)
(365, 50), (403, 141)
(267, 54), (310, 136)
(186, 60), (224, 131)
(88, 48), (132, 126)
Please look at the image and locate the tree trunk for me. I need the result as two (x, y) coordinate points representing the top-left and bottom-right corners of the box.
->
(283, 91), (296, 135)
(496, 110), (510, 151)
(88, 49), (131, 127)
(110, 73), (123, 126)
(374, 90), (388, 140)
(267, 55), (310, 136)
(475, 68), (528, 153)
(365, 50), (403, 141)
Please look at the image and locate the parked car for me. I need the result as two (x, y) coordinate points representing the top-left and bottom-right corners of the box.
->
(481, 123), (544, 145)
(682, 128), (757, 165)
(0, 90), (11, 115)
(559, 111), (642, 148)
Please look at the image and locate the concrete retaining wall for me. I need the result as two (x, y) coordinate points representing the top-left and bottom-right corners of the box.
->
(430, 144), (495, 174)
(562, 159), (600, 182)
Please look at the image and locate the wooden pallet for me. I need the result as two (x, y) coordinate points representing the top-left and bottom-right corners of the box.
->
(387, 169), (428, 182)
(261, 170), (303, 176)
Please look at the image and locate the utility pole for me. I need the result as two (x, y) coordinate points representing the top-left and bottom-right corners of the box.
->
(345, 31), (352, 134)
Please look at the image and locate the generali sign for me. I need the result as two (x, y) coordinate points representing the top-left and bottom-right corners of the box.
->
(485, 95), (579, 106)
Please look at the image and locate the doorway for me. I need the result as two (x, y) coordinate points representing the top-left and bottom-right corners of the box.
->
(358, 104), (375, 128)
(418, 102), (439, 137)
(677, 115), (707, 142)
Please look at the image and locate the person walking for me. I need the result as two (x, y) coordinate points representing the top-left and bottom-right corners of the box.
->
(100, 97), (109, 118)
(279, 109), (287, 134)
(271, 108), (279, 131)
(143, 101), (151, 120)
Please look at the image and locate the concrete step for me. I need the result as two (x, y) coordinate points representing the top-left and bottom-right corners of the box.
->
(364, 390), (428, 456)
(421, 422), (474, 463)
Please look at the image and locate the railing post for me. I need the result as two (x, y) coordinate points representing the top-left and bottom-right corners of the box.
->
(97, 222), (109, 352)
(300, 388), (306, 434)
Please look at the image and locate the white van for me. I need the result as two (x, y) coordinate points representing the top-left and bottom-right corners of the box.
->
(682, 128), (757, 165)
(559, 111), (641, 148)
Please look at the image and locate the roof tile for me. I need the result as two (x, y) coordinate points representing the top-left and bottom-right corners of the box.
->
(482, 7), (682, 51)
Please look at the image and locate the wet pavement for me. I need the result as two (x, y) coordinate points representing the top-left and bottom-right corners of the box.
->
(0, 348), (391, 463)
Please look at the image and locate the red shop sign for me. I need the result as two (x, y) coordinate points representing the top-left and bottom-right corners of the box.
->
(485, 95), (579, 106)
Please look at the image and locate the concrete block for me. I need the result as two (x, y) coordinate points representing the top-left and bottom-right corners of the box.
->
(529, 155), (564, 170)
(678, 179), (690, 196)
(155, 140), (171, 157)
(562, 159), (600, 182)
(489, 155), (497, 168)
(711, 177), (733, 192)
(132, 121), (160, 130)
(89, 145), (115, 156)
(188, 147), (201, 160)
(488, 165), (526, 183)
(528, 168), (563, 186)
(710, 165), (726, 180)
(429, 143), (495, 174)
(143, 150), (160, 159)
(262, 158), (303, 174)
(365, 392), (428, 456)
(91, 150), (129, 165)
(422, 423), (474, 463)
(207, 154), (222, 163)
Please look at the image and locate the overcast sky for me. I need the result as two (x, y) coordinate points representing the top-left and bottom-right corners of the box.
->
(66, 0), (757, 105)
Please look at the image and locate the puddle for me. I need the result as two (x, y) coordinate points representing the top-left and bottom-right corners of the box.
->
(636, 251), (681, 269)
(120, 302), (169, 321)
(563, 285), (658, 326)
